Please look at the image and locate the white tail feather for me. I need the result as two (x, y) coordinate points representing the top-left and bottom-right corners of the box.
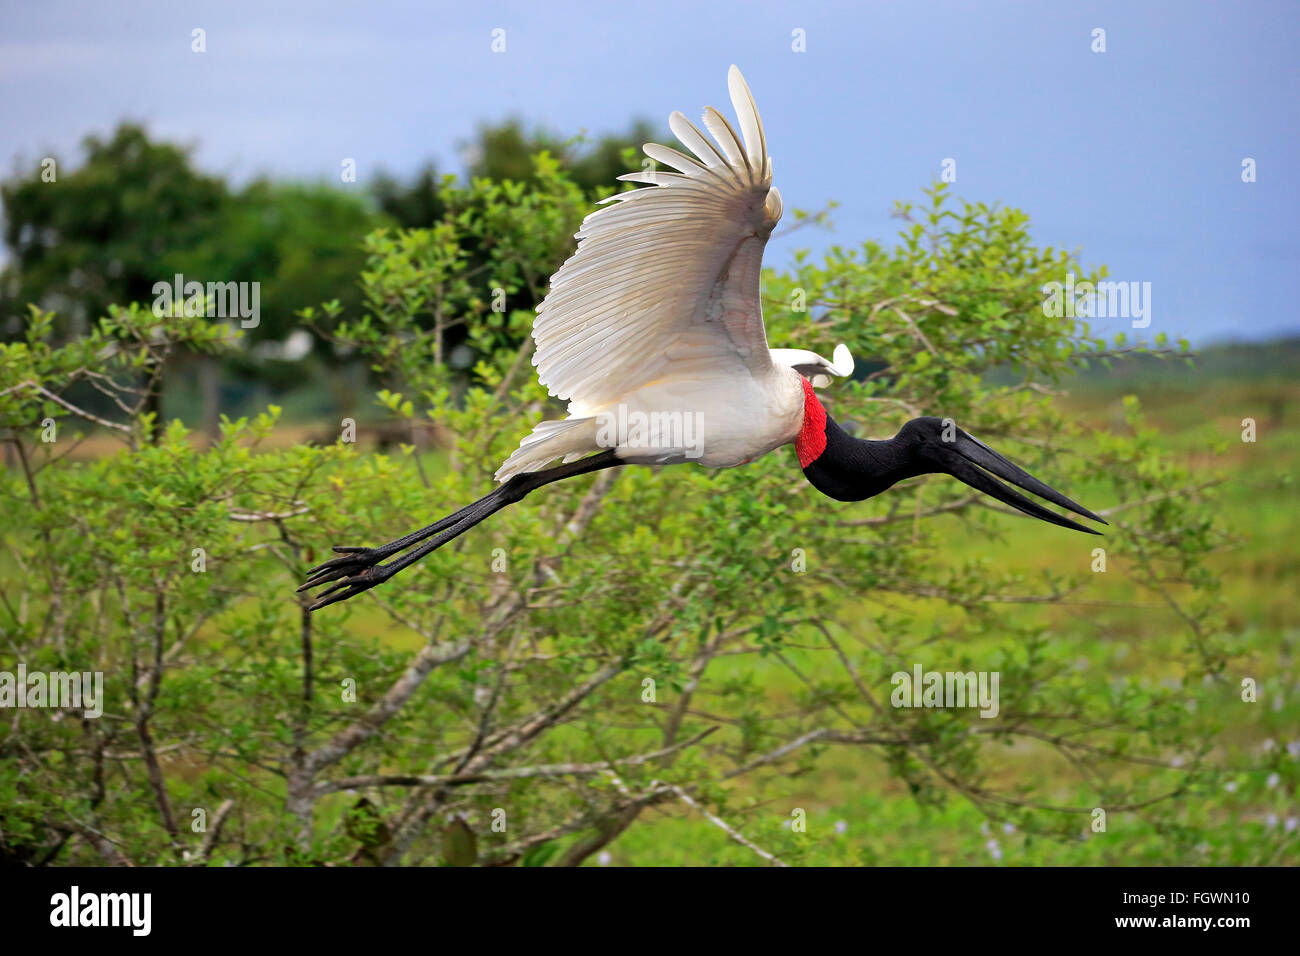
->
(495, 417), (600, 482)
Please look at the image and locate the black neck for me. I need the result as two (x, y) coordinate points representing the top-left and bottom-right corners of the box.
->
(801, 414), (924, 502)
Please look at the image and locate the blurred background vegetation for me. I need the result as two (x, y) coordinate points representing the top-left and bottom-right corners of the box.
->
(0, 121), (1295, 866)
(0, 120), (661, 433)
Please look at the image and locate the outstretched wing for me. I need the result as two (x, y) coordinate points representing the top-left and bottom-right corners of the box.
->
(531, 65), (783, 415)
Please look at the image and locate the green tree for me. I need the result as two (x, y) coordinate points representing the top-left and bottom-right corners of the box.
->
(0, 124), (226, 338)
(1, 176), (1270, 868)
(465, 118), (660, 195)
(369, 120), (659, 234)
(1, 124), (391, 434)
(371, 163), (447, 230)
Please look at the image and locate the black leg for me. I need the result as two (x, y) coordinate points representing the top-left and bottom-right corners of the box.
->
(300, 450), (621, 611)
(299, 488), (507, 586)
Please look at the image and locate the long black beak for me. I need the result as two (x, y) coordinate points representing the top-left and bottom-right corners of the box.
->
(933, 431), (1107, 535)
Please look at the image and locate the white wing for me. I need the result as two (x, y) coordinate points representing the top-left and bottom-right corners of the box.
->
(531, 65), (783, 415)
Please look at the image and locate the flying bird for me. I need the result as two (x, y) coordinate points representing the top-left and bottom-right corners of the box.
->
(302, 66), (1104, 610)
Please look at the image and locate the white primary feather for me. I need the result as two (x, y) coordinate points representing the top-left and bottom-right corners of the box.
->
(529, 65), (781, 418)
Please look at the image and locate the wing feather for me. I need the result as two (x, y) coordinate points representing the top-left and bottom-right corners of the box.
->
(728, 64), (766, 176)
(531, 66), (781, 414)
(668, 111), (730, 172)
(702, 106), (747, 171)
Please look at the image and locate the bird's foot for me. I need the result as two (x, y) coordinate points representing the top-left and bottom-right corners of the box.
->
(298, 546), (389, 596)
(299, 558), (397, 612)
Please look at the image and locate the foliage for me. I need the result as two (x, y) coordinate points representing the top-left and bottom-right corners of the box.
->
(464, 118), (662, 196)
(0, 172), (1272, 867)
(0, 125), (226, 337)
(1, 121), (665, 421)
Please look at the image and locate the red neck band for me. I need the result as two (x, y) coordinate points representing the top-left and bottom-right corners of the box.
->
(795, 377), (827, 468)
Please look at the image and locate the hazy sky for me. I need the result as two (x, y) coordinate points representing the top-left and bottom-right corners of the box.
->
(1, 0), (1296, 343)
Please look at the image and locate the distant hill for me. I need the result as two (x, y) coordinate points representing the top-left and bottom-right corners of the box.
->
(1072, 336), (1299, 385)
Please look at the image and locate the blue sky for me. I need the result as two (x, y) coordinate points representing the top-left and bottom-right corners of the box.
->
(1, 0), (1296, 343)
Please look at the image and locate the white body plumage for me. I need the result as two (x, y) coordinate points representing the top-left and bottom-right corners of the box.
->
(496, 66), (852, 481)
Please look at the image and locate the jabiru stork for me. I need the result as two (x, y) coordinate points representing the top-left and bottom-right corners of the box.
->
(302, 66), (1104, 611)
